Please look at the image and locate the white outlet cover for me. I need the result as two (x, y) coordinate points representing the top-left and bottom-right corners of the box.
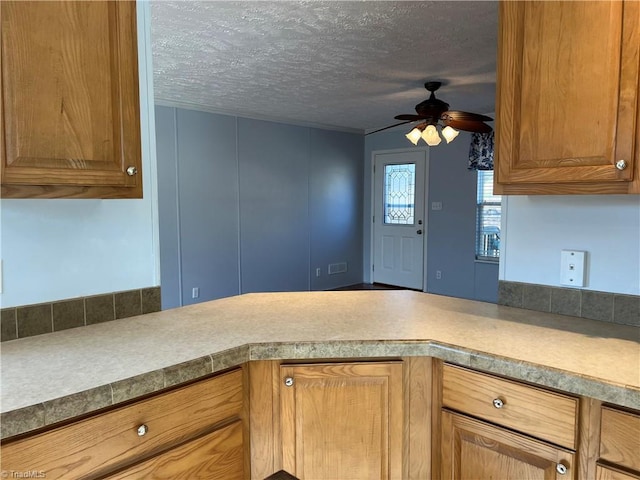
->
(560, 250), (586, 287)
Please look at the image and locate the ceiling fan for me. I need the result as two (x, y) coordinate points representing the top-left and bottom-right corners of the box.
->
(367, 81), (493, 146)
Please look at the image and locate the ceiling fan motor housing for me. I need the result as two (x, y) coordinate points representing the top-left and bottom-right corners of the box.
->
(415, 81), (449, 122)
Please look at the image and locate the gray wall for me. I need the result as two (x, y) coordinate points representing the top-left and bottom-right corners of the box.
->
(156, 106), (364, 309)
(365, 128), (499, 303)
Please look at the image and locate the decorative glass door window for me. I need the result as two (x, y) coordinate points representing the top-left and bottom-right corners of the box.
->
(384, 163), (415, 225)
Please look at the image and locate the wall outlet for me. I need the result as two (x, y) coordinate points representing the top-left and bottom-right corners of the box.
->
(436, 270), (442, 280)
(192, 287), (199, 298)
(560, 250), (586, 287)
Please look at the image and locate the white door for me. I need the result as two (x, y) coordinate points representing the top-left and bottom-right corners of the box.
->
(373, 150), (427, 290)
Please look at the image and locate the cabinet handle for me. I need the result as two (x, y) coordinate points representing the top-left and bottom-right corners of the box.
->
(137, 424), (148, 436)
(126, 166), (138, 176)
(284, 377), (294, 387)
(492, 398), (505, 409)
(615, 160), (627, 170)
(556, 463), (568, 475)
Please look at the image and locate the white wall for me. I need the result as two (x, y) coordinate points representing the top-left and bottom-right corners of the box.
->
(500, 195), (640, 295)
(0, 2), (160, 308)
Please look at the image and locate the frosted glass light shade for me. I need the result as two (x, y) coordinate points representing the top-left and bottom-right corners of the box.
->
(405, 127), (422, 145)
(422, 125), (441, 146)
(441, 126), (459, 143)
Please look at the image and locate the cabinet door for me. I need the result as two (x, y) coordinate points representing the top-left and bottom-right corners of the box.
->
(597, 465), (640, 480)
(280, 362), (403, 480)
(0, 1), (142, 198)
(441, 410), (576, 480)
(105, 420), (245, 480)
(496, 1), (640, 194)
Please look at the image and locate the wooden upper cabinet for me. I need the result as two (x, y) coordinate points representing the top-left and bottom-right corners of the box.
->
(0, 1), (143, 198)
(495, 1), (640, 194)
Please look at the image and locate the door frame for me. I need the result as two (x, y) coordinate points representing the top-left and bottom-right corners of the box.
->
(370, 147), (430, 292)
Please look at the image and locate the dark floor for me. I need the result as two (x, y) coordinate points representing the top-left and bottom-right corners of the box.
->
(332, 283), (407, 291)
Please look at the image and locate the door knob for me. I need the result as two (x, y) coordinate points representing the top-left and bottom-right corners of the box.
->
(417, 229), (423, 235)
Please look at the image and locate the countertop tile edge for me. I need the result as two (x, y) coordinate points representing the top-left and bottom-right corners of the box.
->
(1, 339), (638, 440)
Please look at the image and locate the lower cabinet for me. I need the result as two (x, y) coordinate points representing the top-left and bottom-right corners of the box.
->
(279, 362), (404, 480)
(104, 420), (244, 479)
(2, 357), (639, 480)
(441, 410), (575, 479)
(597, 465), (640, 480)
(598, 406), (640, 480)
(0, 368), (245, 480)
(439, 364), (579, 480)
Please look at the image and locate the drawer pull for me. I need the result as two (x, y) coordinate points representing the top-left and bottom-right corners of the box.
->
(615, 159), (627, 171)
(137, 424), (148, 437)
(556, 463), (568, 475)
(284, 377), (294, 387)
(492, 398), (505, 409)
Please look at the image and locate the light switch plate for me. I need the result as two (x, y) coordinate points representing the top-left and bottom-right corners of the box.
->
(560, 250), (586, 287)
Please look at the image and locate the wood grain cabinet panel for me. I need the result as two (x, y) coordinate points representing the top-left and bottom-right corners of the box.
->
(442, 364), (578, 449)
(104, 420), (245, 480)
(0, 1), (142, 198)
(279, 362), (403, 480)
(597, 464), (640, 480)
(0, 369), (243, 479)
(600, 406), (640, 474)
(441, 410), (576, 480)
(495, 0), (640, 194)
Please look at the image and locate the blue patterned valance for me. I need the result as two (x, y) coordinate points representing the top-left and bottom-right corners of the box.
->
(468, 131), (494, 170)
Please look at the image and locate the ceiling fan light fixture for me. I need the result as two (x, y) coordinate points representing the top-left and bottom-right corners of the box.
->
(422, 124), (441, 146)
(441, 125), (459, 143)
(405, 127), (423, 145)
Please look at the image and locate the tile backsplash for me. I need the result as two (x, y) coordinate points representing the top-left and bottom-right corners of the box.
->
(498, 281), (639, 327)
(1, 287), (161, 342)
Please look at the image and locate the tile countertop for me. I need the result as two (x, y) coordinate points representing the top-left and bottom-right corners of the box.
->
(1, 290), (639, 439)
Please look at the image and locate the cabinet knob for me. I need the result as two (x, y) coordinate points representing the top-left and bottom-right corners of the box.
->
(615, 160), (627, 171)
(492, 398), (505, 409)
(284, 377), (294, 387)
(556, 463), (568, 475)
(126, 166), (138, 176)
(137, 424), (148, 436)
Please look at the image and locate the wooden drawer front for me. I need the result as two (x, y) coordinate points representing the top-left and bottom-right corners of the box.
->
(442, 364), (578, 449)
(105, 420), (245, 479)
(596, 464), (640, 480)
(600, 406), (640, 472)
(1, 369), (243, 479)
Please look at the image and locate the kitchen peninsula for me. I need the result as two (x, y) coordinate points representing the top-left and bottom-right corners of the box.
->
(1, 290), (639, 479)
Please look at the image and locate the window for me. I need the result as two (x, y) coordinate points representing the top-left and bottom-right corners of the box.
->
(383, 163), (415, 225)
(476, 171), (501, 260)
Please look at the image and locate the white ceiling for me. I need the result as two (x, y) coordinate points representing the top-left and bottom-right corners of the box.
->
(150, 1), (498, 134)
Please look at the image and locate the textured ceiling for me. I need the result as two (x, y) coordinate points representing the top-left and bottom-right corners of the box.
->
(150, 1), (498, 134)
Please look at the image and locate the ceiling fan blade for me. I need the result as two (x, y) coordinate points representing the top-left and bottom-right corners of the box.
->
(442, 111), (493, 122)
(366, 120), (414, 136)
(394, 114), (426, 121)
(442, 118), (493, 133)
